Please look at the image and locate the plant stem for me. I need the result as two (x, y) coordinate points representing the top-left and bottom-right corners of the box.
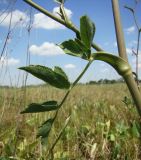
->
(112, 0), (141, 117)
(48, 116), (71, 159)
(111, 0), (128, 61)
(127, 6), (140, 83)
(49, 60), (92, 157)
(136, 30), (140, 83)
(133, 11), (140, 30)
(53, 60), (92, 121)
(125, 74), (141, 114)
(23, 0), (103, 52)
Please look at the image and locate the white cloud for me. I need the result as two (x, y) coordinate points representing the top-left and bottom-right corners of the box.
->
(101, 68), (109, 73)
(0, 10), (29, 27)
(0, 57), (20, 67)
(113, 42), (117, 47)
(33, 7), (72, 29)
(126, 48), (132, 54)
(29, 42), (64, 56)
(131, 53), (141, 69)
(64, 64), (76, 69)
(138, 63), (141, 68)
(53, 7), (72, 19)
(125, 26), (135, 34)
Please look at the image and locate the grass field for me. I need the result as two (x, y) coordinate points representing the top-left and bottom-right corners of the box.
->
(0, 83), (141, 159)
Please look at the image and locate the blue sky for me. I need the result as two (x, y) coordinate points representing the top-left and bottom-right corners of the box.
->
(0, 0), (141, 86)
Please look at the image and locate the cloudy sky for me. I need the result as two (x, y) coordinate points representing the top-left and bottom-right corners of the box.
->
(0, 0), (141, 86)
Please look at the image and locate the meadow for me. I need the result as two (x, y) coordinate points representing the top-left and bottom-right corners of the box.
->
(0, 83), (141, 160)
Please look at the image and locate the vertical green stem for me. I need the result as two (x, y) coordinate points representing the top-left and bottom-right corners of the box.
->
(48, 61), (92, 157)
(112, 0), (141, 117)
(136, 31), (140, 82)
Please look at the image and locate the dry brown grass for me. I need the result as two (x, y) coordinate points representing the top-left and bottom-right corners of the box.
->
(0, 84), (141, 159)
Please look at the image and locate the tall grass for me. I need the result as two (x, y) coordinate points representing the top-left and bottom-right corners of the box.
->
(0, 84), (140, 159)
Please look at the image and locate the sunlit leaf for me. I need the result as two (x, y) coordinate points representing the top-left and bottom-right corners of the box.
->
(109, 134), (115, 142)
(21, 101), (59, 113)
(131, 120), (140, 138)
(54, 66), (68, 80)
(59, 39), (90, 59)
(80, 15), (95, 49)
(37, 119), (54, 145)
(59, 39), (84, 58)
(19, 65), (70, 89)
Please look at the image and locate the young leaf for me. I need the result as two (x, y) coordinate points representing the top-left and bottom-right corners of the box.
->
(80, 15), (95, 49)
(59, 39), (91, 60)
(59, 39), (84, 58)
(19, 65), (70, 89)
(21, 101), (59, 113)
(37, 119), (54, 145)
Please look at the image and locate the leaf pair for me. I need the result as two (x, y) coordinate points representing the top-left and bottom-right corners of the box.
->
(21, 101), (59, 114)
(19, 65), (70, 89)
(60, 15), (95, 59)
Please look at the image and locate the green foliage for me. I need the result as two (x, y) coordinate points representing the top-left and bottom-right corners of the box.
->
(122, 96), (134, 107)
(80, 15), (95, 50)
(21, 101), (59, 113)
(1, 85), (141, 159)
(19, 65), (70, 89)
(37, 119), (54, 145)
(111, 143), (121, 159)
(59, 39), (88, 59)
(60, 15), (96, 60)
(0, 157), (11, 160)
(19, 0), (140, 158)
(131, 120), (140, 138)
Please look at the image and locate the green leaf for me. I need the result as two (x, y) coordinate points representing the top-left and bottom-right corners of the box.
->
(21, 101), (59, 113)
(54, 66), (68, 80)
(131, 120), (140, 138)
(109, 134), (116, 142)
(91, 52), (132, 77)
(59, 39), (90, 59)
(59, 39), (84, 58)
(80, 15), (95, 49)
(37, 119), (54, 145)
(19, 65), (70, 89)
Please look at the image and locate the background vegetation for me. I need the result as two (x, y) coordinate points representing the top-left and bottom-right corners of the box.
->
(0, 0), (141, 159)
(0, 83), (141, 159)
